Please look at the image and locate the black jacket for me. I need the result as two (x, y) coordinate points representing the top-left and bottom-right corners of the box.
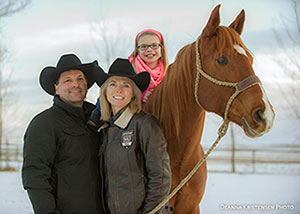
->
(98, 108), (171, 214)
(22, 96), (104, 214)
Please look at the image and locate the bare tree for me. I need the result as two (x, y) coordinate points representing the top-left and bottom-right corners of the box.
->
(90, 20), (132, 70)
(86, 19), (132, 101)
(0, 0), (31, 19)
(0, 0), (31, 170)
(274, 0), (300, 121)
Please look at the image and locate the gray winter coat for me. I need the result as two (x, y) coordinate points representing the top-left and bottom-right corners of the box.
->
(98, 108), (171, 214)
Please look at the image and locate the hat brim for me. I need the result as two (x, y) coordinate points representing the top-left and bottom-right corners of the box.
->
(95, 68), (150, 93)
(39, 61), (98, 95)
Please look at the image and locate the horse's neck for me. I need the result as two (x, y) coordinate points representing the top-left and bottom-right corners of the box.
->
(144, 43), (205, 143)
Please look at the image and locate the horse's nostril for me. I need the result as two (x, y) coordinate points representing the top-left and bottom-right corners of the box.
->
(169, 206), (174, 212)
(254, 109), (264, 123)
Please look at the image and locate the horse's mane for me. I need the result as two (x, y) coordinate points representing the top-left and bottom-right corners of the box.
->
(144, 43), (198, 140)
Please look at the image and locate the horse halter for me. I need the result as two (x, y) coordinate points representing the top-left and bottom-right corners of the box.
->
(194, 36), (261, 136)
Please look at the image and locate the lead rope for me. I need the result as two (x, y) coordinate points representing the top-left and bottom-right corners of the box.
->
(149, 121), (229, 214)
(150, 37), (260, 214)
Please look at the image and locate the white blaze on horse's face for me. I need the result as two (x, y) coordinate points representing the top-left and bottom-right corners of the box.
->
(260, 86), (275, 133)
(242, 85), (275, 137)
(233, 44), (247, 56)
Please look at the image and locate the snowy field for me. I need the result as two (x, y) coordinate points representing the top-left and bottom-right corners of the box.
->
(0, 171), (299, 214)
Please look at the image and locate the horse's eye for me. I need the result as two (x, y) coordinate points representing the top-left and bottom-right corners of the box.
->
(216, 56), (228, 65)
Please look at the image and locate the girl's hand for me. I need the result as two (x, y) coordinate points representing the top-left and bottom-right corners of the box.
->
(143, 89), (154, 103)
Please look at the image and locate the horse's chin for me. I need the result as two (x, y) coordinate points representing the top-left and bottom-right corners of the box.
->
(242, 117), (266, 138)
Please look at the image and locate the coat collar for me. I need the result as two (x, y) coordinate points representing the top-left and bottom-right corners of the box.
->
(53, 95), (93, 121)
(98, 107), (134, 131)
(114, 107), (134, 129)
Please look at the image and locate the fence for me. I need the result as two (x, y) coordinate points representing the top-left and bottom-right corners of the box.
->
(1, 140), (300, 174)
(0, 140), (23, 170)
(205, 145), (300, 174)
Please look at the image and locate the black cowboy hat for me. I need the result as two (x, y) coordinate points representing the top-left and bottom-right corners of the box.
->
(95, 58), (150, 93)
(39, 53), (102, 95)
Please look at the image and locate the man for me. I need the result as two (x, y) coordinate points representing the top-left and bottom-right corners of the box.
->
(22, 53), (105, 214)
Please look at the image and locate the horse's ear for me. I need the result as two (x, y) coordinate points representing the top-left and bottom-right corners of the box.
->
(229, 9), (245, 35)
(202, 4), (221, 37)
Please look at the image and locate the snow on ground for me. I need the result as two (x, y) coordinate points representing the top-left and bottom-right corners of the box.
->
(201, 172), (300, 214)
(0, 171), (299, 214)
(0, 171), (32, 214)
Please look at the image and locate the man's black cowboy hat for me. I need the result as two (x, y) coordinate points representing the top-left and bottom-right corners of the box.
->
(39, 53), (102, 95)
(95, 58), (150, 93)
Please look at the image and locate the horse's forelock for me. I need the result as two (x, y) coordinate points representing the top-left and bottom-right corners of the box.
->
(215, 26), (253, 62)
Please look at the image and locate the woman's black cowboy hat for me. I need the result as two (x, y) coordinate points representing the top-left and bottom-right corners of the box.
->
(39, 53), (102, 95)
(95, 58), (150, 93)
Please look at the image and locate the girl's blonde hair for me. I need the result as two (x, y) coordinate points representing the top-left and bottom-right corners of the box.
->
(129, 30), (169, 72)
(100, 77), (142, 121)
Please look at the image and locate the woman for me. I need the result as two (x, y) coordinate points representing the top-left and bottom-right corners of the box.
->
(95, 58), (171, 214)
(129, 29), (169, 103)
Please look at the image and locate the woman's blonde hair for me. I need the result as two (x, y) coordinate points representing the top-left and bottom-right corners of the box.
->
(129, 30), (169, 72)
(100, 77), (142, 121)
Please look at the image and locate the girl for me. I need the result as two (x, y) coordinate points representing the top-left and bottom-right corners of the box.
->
(129, 29), (169, 103)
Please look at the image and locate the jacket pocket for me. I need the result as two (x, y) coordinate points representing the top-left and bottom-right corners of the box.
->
(59, 127), (89, 162)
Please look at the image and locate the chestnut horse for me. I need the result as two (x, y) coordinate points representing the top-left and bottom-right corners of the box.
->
(143, 5), (275, 214)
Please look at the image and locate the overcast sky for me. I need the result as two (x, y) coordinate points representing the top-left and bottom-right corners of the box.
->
(0, 0), (297, 140)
